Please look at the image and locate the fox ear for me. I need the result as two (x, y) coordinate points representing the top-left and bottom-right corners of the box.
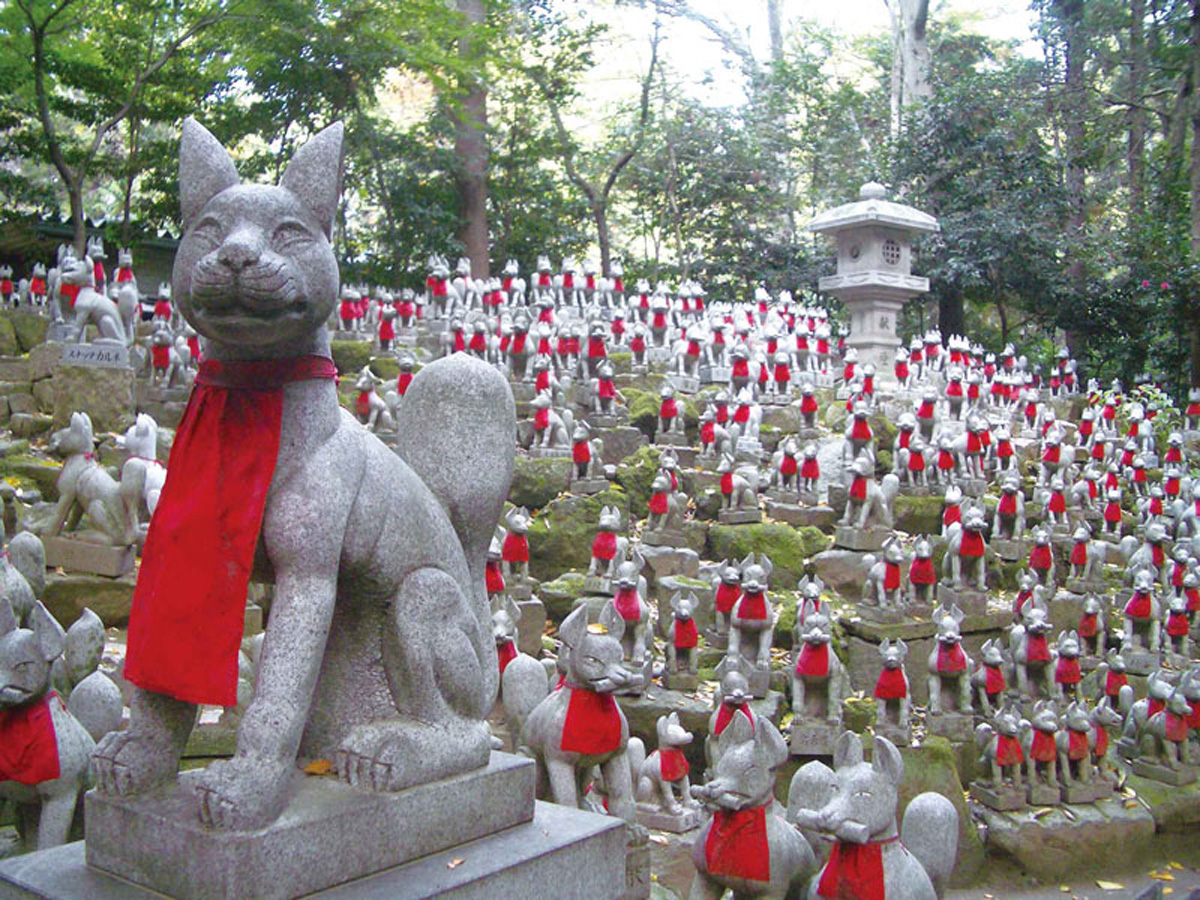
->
(179, 118), (241, 229)
(833, 731), (862, 770)
(872, 736), (904, 786)
(280, 121), (344, 240)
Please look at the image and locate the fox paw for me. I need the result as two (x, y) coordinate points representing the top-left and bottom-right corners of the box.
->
(92, 730), (178, 796)
(194, 755), (292, 830)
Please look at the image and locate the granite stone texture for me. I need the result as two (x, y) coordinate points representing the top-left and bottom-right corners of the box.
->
(0, 801), (624, 900)
(85, 753), (536, 900)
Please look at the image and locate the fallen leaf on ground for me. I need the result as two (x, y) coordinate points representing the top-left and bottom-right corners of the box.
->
(303, 759), (334, 775)
(1096, 881), (1124, 891)
(447, 858), (464, 869)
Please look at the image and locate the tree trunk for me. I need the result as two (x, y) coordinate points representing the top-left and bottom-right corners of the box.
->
(69, 180), (86, 256)
(938, 290), (964, 338)
(1188, 0), (1200, 385)
(767, 0), (783, 65)
(454, 0), (489, 279)
(1128, 0), (1147, 230)
(887, 0), (931, 134)
(593, 202), (611, 276)
(1053, 0), (1089, 362)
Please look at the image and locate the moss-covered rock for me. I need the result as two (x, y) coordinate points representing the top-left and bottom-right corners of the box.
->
(0, 317), (19, 357)
(526, 488), (630, 583)
(509, 456), (571, 510)
(823, 401), (847, 432)
(898, 736), (985, 887)
(773, 590), (799, 646)
(539, 571), (587, 623)
(8, 311), (48, 353)
(607, 351), (632, 375)
(42, 572), (136, 628)
(614, 444), (664, 514)
(893, 493), (943, 536)
(706, 523), (831, 585)
(330, 340), (373, 376)
(369, 355), (399, 380)
(0, 454), (62, 500)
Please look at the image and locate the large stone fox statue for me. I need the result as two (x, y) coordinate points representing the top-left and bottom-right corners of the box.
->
(92, 119), (515, 831)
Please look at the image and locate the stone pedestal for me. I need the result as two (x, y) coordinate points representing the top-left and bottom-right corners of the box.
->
(874, 721), (911, 747)
(833, 525), (888, 552)
(970, 782), (1027, 811)
(1060, 782), (1099, 804)
(935, 583), (987, 616)
(664, 670), (699, 692)
(790, 720), (841, 756)
(635, 803), (704, 834)
(505, 575), (538, 601)
(990, 538), (1027, 562)
(653, 431), (689, 448)
(700, 365), (730, 384)
(571, 477), (610, 495)
(41, 535), (135, 578)
(0, 797), (623, 900)
(665, 373), (700, 394)
(1123, 650), (1158, 676)
(717, 507), (761, 525)
(1131, 760), (1198, 785)
(36, 753), (626, 900)
(926, 711), (973, 742)
(528, 446), (570, 459)
(642, 529), (686, 549)
(765, 501), (835, 529)
(1027, 783), (1062, 806)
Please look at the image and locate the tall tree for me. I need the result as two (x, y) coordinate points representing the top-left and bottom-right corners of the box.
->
(884, 0), (931, 134)
(4, 0), (229, 253)
(453, 0), (489, 278)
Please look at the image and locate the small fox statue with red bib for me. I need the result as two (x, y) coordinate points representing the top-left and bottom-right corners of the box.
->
(791, 731), (958, 900)
(689, 712), (815, 900)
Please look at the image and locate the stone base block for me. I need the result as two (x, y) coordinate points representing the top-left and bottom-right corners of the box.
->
(926, 711), (973, 742)
(516, 597), (547, 658)
(665, 373), (700, 394)
(41, 535), (135, 578)
(960, 477), (987, 498)
(81, 753), (540, 900)
(970, 782), (1027, 811)
(653, 432), (689, 447)
(766, 489), (800, 505)
(833, 526), (888, 552)
(790, 721), (841, 756)
(623, 835), (651, 900)
(584, 575), (615, 596)
(1131, 759), (1198, 785)
(528, 446), (571, 458)
(642, 529), (686, 549)
(636, 804), (704, 834)
(647, 347), (673, 364)
(765, 501), (835, 528)
(717, 507), (761, 525)
(990, 538), (1027, 562)
(935, 583), (987, 616)
(703, 627), (728, 650)
(855, 605), (912, 625)
(1124, 650), (1158, 676)
(589, 413), (629, 430)
(505, 576), (538, 601)
(664, 671), (699, 692)
(700, 366), (730, 384)
(571, 478), (610, 495)
(0, 800), (623, 900)
(1060, 782), (1100, 804)
(1027, 782), (1062, 806)
(874, 721), (911, 747)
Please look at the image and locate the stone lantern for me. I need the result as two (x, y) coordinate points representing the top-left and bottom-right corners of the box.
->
(808, 181), (938, 388)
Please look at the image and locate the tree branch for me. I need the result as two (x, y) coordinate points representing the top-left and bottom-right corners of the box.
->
(600, 23), (659, 202)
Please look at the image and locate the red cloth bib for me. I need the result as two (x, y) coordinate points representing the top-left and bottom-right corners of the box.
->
(649, 492), (668, 515)
(502, 532), (529, 563)
(1125, 591), (1152, 618)
(996, 734), (1023, 767)
(706, 805), (771, 883)
(497, 639), (518, 675)
(486, 560), (505, 594)
(1078, 612), (1098, 638)
(1030, 544), (1053, 570)
(0, 693), (62, 785)
(801, 395), (818, 414)
(592, 531), (616, 560)
(884, 562), (901, 591)
(817, 837), (896, 900)
(379, 319), (395, 341)
(1093, 725), (1109, 758)
(874, 667), (907, 699)
(151, 345), (170, 369)
(533, 408), (549, 430)
(674, 618), (698, 649)
(851, 419), (872, 441)
(1030, 729), (1056, 763)
(909, 557), (936, 584)
(737, 591), (768, 620)
(985, 665), (1006, 696)
(1056, 656), (1081, 685)
(715, 582), (741, 614)
(659, 746), (689, 781)
(938, 643), (966, 673)
(396, 372), (412, 395)
(1067, 729), (1089, 760)
(1105, 670), (1127, 697)
(714, 703), (752, 735)
(1026, 633), (1051, 663)
(780, 454), (798, 476)
(1071, 542), (1088, 566)
(999, 493), (1017, 516)
(849, 476), (867, 501)
(1167, 611), (1189, 637)
(561, 688), (622, 755)
(795, 642), (830, 677)
(660, 398), (678, 419)
(573, 440), (591, 464)
(125, 356), (337, 706)
(801, 458), (820, 479)
(1165, 712), (1188, 743)
(720, 472), (734, 495)
(613, 587), (641, 622)
(960, 531), (985, 557)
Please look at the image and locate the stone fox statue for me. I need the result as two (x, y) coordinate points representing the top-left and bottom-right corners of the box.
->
(93, 119), (516, 831)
